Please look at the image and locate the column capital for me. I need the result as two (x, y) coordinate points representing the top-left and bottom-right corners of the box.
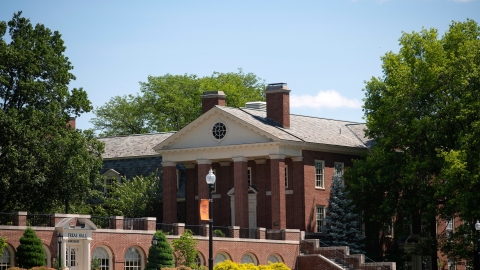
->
(196, 159), (212, 165)
(162, 161), (177, 167)
(232, 157), (248, 163)
(255, 159), (266, 165)
(269, 154), (285, 160)
(291, 156), (303, 162)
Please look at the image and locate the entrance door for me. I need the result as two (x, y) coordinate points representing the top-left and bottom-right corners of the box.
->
(66, 246), (81, 270)
(228, 187), (257, 229)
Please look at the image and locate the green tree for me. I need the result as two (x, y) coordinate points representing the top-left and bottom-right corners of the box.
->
(16, 228), (46, 268)
(323, 176), (364, 254)
(91, 69), (266, 135)
(347, 19), (480, 264)
(145, 231), (175, 270)
(0, 236), (6, 258)
(172, 229), (199, 268)
(90, 94), (153, 137)
(101, 173), (161, 218)
(0, 12), (103, 213)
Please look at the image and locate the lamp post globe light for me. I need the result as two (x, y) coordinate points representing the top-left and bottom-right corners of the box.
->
(57, 233), (63, 270)
(152, 235), (158, 270)
(475, 220), (480, 270)
(206, 168), (216, 270)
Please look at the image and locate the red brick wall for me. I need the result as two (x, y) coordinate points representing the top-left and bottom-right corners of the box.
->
(162, 164), (177, 224)
(233, 159), (248, 228)
(1, 227), (300, 270)
(270, 157), (286, 230)
(266, 91), (290, 128)
(201, 96), (226, 114)
(302, 150), (357, 232)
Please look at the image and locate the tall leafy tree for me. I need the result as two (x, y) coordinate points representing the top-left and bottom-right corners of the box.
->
(145, 230), (175, 270)
(101, 173), (161, 218)
(323, 176), (364, 254)
(16, 228), (46, 268)
(0, 12), (103, 213)
(91, 69), (266, 135)
(346, 19), (480, 264)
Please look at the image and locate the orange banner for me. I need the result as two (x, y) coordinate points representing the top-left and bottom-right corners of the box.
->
(200, 199), (209, 221)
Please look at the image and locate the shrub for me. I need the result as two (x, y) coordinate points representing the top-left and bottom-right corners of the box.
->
(145, 230), (174, 270)
(172, 229), (199, 268)
(16, 228), (46, 268)
(214, 260), (239, 270)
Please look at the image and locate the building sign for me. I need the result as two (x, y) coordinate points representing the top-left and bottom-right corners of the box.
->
(67, 240), (80, 243)
(67, 233), (88, 238)
(200, 199), (209, 221)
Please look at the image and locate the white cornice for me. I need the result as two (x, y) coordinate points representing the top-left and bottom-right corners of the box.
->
(158, 142), (281, 155)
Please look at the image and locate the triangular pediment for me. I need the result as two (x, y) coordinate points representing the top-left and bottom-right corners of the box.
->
(55, 217), (97, 230)
(154, 107), (277, 151)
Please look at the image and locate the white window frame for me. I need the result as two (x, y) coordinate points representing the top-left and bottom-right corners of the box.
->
(124, 247), (142, 270)
(334, 162), (344, 183)
(384, 218), (394, 238)
(247, 167), (252, 186)
(315, 160), (325, 189)
(446, 218), (454, 240)
(316, 205), (325, 233)
(284, 165), (288, 188)
(102, 169), (121, 198)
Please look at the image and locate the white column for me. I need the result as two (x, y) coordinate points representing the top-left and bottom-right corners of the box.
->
(61, 241), (67, 269)
(85, 239), (91, 270)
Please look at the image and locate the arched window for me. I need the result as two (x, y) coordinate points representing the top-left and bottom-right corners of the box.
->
(93, 246), (110, 270)
(43, 244), (52, 267)
(241, 253), (257, 265)
(0, 247), (12, 270)
(268, 254), (283, 263)
(194, 253), (205, 267)
(213, 252), (230, 266)
(124, 247), (141, 270)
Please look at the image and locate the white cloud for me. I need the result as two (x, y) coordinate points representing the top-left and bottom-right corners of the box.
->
(290, 90), (363, 109)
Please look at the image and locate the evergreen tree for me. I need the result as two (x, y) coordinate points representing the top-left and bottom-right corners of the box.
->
(16, 228), (46, 268)
(145, 230), (174, 270)
(323, 176), (365, 254)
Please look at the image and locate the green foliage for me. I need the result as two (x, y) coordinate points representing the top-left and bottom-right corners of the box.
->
(323, 176), (364, 254)
(213, 261), (290, 270)
(16, 228), (46, 268)
(213, 230), (226, 237)
(145, 231), (175, 270)
(100, 172), (160, 217)
(91, 69), (266, 135)
(0, 12), (103, 213)
(91, 258), (101, 270)
(347, 19), (480, 262)
(172, 230), (199, 268)
(0, 236), (6, 258)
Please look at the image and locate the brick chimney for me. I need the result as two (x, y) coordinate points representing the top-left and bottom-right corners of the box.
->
(266, 83), (290, 128)
(201, 91), (226, 114)
(68, 117), (76, 130)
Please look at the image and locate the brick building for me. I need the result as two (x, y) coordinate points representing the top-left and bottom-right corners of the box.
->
(0, 83), (398, 270)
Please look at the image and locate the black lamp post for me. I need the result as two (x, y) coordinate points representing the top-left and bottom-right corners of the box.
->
(206, 168), (216, 270)
(475, 220), (480, 270)
(152, 235), (158, 270)
(57, 233), (63, 270)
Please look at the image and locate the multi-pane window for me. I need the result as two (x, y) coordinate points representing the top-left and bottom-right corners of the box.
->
(334, 162), (344, 183)
(284, 165), (288, 188)
(176, 169), (180, 190)
(0, 248), (11, 270)
(355, 213), (364, 236)
(247, 167), (252, 186)
(93, 247), (110, 270)
(124, 247), (141, 270)
(104, 178), (115, 198)
(212, 169), (217, 193)
(316, 206), (325, 232)
(446, 218), (453, 240)
(315, 160), (324, 188)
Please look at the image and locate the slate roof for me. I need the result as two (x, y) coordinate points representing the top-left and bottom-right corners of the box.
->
(219, 106), (371, 149)
(99, 106), (372, 159)
(98, 132), (175, 159)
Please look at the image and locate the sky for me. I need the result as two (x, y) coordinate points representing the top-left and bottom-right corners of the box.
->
(1, 0), (479, 131)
